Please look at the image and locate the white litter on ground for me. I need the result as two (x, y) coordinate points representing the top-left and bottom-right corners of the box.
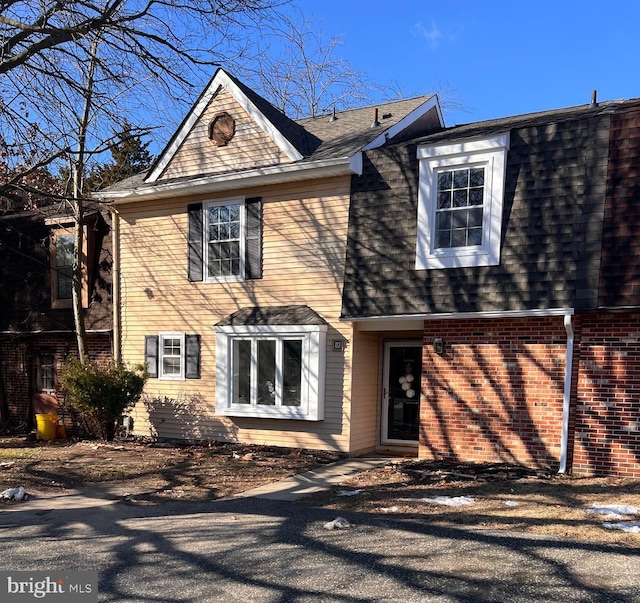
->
(0, 486), (27, 501)
(337, 490), (361, 497)
(504, 500), (519, 507)
(602, 522), (640, 534)
(324, 517), (351, 530)
(586, 504), (639, 519)
(422, 495), (475, 507)
(379, 506), (399, 513)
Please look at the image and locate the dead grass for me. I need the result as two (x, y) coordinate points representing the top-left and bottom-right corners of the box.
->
(300, 459), (640, 548)
(1, 438), (639, 547)
(0, 437), (342, 502)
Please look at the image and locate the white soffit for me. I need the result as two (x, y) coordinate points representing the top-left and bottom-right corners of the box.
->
(362, 96), (444, 152)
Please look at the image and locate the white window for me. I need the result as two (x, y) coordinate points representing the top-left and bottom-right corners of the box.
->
(416, 133), (510, 269)
(204, 199), (244, 281)
(215, 325), (327, 420)
(36, 354), (56, 393)
(159, 332), (185, 380)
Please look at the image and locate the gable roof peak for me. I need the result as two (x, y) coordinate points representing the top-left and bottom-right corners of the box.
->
(145, 68), (308, 183)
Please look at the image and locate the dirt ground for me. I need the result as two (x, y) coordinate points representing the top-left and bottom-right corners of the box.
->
(1, 437), (640, 547)
(301, 459), (640, 548)
(0, 437), (343, 501)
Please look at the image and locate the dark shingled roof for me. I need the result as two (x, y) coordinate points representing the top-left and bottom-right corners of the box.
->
(98, 72), (439, 196)
(412, 100), (622, 146)
(341, 100), (623, 319)
(297, 96), (435, 161)
(216, 305), (328, 327)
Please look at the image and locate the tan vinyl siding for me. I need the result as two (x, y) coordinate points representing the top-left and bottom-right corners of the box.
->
(348, 329), (382, 454)
(159, 87), (291, 181)
(118, 176), (356, 451)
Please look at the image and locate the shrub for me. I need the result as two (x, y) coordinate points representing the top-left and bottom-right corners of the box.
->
(60, 358), (148, 440)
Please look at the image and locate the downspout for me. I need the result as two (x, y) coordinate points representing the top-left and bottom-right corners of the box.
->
(110, 207), (121, 364)
(559, 312), (574, 473)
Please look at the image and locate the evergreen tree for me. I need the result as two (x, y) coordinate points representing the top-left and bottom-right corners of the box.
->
(87, 124), (154, 192)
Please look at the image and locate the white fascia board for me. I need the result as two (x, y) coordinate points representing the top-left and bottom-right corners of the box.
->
(216, 324), (328, 335)
(146, 77), (223, 183)
(362, 96), (444, 152)
(219, 70), (304, 163)
(417, 133), (510, 159)
(344, 307), (575, 323)
(101, 156), (359, 204)
(146, 69), (303, 184)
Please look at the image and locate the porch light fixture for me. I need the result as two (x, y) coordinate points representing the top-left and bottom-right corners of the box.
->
(433, 337), (444, 355)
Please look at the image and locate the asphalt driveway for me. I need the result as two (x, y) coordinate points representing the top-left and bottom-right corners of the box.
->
(0, 488), (638, 602)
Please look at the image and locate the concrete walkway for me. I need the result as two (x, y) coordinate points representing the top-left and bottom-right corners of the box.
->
(235, 456), (394, 501)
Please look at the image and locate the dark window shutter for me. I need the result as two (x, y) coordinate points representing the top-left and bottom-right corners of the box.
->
(144, 336), (159, 378)
(185, 334), (201, 379)
(188, 203), (203, 282)
(245, 197), (262, 280)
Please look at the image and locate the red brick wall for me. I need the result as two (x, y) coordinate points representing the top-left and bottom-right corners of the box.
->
(0, 333), (112, 431)
(419, 316), (567, 470)
(0, 338), (31, 424)
(572, 313), (640, 477)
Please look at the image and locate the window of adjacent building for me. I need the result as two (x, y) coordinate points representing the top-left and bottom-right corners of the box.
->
(215, 325), (326, 421)
(144, 333), (201, 380)
(36, 354), (56, 393)
(50, 225), (89, 309)
(416, 133), (510, 270)
(56, 234), (74, 299)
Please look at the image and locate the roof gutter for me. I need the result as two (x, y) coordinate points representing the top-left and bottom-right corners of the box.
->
(94, 155), (363, 204)
(342, 307), (575, 322)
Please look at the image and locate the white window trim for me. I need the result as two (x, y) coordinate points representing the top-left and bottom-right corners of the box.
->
(159, 332), (186, 381)
(215, 324), (327, 421)
(203, 197), (246, 283)
(416, 133), (510, 270)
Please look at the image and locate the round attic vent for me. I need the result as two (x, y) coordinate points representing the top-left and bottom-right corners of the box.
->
(209, 111), (236, 146)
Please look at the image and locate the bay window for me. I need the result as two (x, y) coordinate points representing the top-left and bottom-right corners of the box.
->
(216, 325), (326, 420)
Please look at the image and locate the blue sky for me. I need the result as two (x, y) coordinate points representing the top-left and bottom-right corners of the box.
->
(290, 0), (640, 126)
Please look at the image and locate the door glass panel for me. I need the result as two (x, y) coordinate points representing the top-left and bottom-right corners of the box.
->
(387, 346), (421, 441)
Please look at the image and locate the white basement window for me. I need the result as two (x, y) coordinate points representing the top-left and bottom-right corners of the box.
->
(215, 325), (327, 420)
(416, 133), (510, 269)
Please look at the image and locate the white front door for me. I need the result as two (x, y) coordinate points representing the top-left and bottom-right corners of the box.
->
(381, 341), (422, 444)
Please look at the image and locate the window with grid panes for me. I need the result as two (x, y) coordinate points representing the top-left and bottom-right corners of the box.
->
(416, 133), (509, 269)
(435, 167), (485, 249)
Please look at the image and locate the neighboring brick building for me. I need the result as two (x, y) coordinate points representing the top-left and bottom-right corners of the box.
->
(342, 99), (640, 477)
(0, 202), (113, 433)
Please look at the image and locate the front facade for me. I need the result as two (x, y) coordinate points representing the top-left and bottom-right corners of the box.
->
(100, 69), (442, 452)
(104, 70), (640, 477)
(343, 100), (640, 477)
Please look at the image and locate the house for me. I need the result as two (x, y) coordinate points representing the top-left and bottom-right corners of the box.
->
(342, 98), (640, 478)
(0, 200), (113, 433)
(96, 68), (443, 452)
(98, 68), (640, 477)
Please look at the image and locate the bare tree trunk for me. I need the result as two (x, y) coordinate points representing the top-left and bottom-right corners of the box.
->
(71, 35), (100, 363)
(72, 195), (88, 360)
